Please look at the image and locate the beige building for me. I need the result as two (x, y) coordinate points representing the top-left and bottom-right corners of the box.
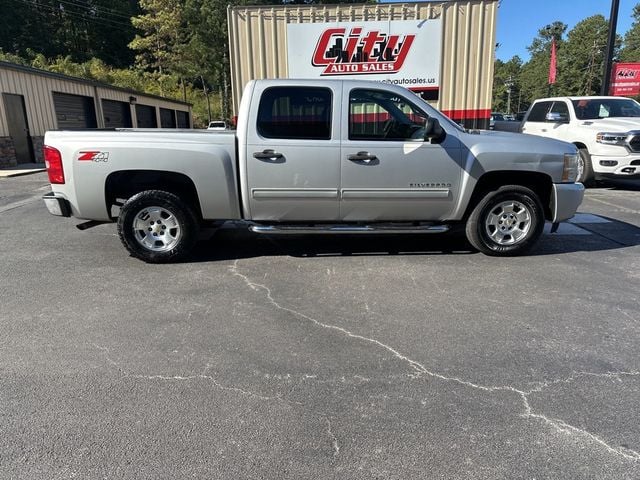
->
(228, 0), (497, 129)
(0, 61), (192, 167)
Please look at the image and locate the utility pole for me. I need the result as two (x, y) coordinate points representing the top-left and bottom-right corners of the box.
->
(585, 40), (600, 95)
(200, 75), (212, 123)
(601, 0), (620, 95)
(505, 76), (514, 114)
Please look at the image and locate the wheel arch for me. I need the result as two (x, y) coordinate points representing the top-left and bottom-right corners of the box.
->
(105, 170), (202, 220)
(462, 171), (553, 221)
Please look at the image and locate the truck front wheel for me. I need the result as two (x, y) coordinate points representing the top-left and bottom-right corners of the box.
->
(117, 190), (199, 263)
(577, 148), (594, 186)
(465, 185), (545, 256)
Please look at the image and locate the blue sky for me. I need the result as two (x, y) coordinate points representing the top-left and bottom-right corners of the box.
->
(496, 0), (638, 61)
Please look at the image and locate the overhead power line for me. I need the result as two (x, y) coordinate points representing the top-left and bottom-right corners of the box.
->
(11, 0), (135, 31)
(54, 0), (134, 21)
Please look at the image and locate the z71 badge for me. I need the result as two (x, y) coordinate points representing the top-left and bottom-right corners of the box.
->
(78, 151), (109, 162)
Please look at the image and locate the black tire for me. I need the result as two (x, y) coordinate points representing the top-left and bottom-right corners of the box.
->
(577, 148), (594, 186)
(465, 185), (545, 256)
(117, 190), (199, 263)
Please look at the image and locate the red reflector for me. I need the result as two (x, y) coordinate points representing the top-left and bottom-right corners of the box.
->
(43, 146), (65, 184)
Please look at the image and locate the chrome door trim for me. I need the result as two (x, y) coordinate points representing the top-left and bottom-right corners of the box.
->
(252, 188), (339, 199)
(340, 188), (451, 200)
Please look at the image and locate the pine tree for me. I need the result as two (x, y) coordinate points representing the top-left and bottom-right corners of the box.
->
(129, 0), (187, 76)
(620, 3), (640, 61)
(518, 22), (566, 105)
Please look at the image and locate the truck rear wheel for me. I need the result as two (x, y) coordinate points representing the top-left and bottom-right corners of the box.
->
(117, 190), (199, 263)
(465, 185), (544, 256)
(577, 148), (594, 186)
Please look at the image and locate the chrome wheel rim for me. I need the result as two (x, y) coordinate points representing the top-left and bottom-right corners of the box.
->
(484, 200), (532, 245)
(132, 206), (182, 252)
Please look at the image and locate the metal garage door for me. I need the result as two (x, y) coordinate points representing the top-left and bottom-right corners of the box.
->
(136, 104), (157, 128)
(102, 99), (132, 128)
(160, 108), (176, 128)
(176, 110), (190, 128)
(53, 92), (97, 129)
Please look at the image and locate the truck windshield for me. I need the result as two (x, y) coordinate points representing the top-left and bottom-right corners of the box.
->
(572, 98), (640, 119)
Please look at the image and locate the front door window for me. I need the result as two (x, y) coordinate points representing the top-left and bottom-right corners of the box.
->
(349, 89), (428, 142)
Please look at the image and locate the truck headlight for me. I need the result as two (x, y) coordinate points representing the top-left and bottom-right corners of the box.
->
(596, 132), (628, 146)
(562, 152), (579, 182)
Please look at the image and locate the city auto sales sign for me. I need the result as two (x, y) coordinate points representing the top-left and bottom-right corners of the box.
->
(312, 27), (414, 74)
(287, 20), (442, 88)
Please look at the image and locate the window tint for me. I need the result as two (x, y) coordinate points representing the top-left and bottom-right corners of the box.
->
(526, 101), (552, 122)
(349, 89), (428, 141)
(257, 87), (332, 140)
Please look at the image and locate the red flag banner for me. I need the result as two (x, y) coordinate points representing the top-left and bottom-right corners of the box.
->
(548, 38), (557, 85)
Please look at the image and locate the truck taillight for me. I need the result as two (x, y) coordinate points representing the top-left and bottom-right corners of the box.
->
(44, 146), (65, 184)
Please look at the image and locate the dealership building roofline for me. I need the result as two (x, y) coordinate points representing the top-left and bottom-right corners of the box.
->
(0, 61), (192, 107)
(1, 61), (193, 168)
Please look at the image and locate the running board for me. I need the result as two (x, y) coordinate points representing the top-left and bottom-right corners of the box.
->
(249, 224), (450, 235)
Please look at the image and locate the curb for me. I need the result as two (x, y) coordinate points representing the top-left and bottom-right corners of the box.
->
(0, 165), (47, 178)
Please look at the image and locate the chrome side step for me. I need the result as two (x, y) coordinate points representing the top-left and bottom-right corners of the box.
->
(248, 224), (450, 235)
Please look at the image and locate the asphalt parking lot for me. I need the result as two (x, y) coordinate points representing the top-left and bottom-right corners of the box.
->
(1, 172), (639, 479)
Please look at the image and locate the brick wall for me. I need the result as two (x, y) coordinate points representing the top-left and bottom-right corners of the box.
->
(32, 136), (44, 163)
(0, 137), (17, 167)
(0, 136), (43, 166)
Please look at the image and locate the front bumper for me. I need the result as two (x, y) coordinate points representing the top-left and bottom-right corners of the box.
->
(551, 183), (585, 223)
(43, 192), (71, 217)
(591, 154), (640, 176)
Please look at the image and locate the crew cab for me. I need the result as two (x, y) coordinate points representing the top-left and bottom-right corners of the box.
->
(520, 96), (640, 184)
(43, 79), (584, 262)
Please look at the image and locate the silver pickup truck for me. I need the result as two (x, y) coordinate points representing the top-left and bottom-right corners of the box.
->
(43, 79), (584, 262)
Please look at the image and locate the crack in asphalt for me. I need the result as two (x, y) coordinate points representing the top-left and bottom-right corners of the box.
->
(228, 259), (640, 462)
(92, 344), (344, 458)
(91, 344), (291, 403)
(325, 417), (340, 457)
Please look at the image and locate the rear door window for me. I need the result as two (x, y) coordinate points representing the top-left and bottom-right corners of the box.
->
(257, 87), (332, 140)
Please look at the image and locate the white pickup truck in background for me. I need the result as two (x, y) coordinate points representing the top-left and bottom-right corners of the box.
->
(42, 79), (584, 262)
(515, 96), (640, 184)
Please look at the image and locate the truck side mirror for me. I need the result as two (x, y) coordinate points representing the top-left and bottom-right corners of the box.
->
(424, 117), (445, 142)
(545, 112), (569, 123)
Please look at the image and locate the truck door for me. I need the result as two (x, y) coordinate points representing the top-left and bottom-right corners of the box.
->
(521, 101), (553, 137)
(543, 101), (572, 141)
(339, 87), (462, 221)
(244, 84), (341, 221)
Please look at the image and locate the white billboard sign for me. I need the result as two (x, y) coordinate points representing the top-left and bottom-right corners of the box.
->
(286, 20), (442, 90)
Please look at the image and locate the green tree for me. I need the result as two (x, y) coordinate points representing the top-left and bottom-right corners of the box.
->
(129, 0), (188, 75)
(183, 0), (246, 119)
(492, 56), (522, 113)
(518, 22), (566, 106)
(620, 3), (640, 61)
(0, 0), (136, 67)
(557, 15), (611, 96)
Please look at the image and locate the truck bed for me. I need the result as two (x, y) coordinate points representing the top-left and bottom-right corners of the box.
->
(45, 129), (241, 221)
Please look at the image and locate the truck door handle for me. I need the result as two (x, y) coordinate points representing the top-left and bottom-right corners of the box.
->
(348, 152), (377, 162)
(253, 149), (283, 160)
